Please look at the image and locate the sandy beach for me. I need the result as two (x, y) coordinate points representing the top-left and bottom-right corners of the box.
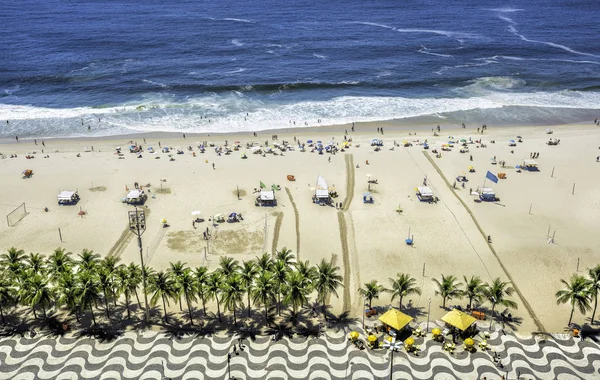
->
(1, 121), (599, 333)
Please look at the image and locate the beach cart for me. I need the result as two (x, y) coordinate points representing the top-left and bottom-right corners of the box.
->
(22, 169), (33, 179)
(58, 191), (80, 205)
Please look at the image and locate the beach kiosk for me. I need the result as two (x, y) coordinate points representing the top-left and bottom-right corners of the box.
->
(57, 191), (80, 205)
(416, 186), (435, 202)
(313, 175), (331, 205)
(378, 308), (413, 334)
(522, 159), (539, 171)
(442, 309), (477, 337)
(256, 190), (277, 207)
(478, 187), (497, 202)
(125, 189), (147, 205)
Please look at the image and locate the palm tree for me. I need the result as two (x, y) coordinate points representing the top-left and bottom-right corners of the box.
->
(148, 271), (177, 323)
(272, 259), (289, 316)
(0, 247), (25, 278)
(22, 275), (54, 321)
(276, 247), (295, 268)
(115, 265), (133, 319)
(255, 253), (273, 273)
(56, 271), (81, 322)
(314, 259), (343, 319)
(97, 269), (114, 319)
(26, 253), (45, 275)
(463, 276), (484, 310)
(388, 273), (421, 310)
(127, 263), (143, 309)
(587, 265), (600, 324)
(284, 271), (309, 320)
(252, 271), (275, 327)
(482, 278), (518, 322)
(101, 256), (121, 307)
(556, 275), (591, 326)
(194, 266), (209, 315)
(206, 271), (223, 323)
(218, 257), (240, 277)
(239, 261), (258, 318)
(433, 275), (462, 309)
(221, 274), (245, 326)
(78, 271), (101, 327)
(77, 249), (100, 274)
(358, 280), (385, 308)
(46, 248), (73, 282)
(178, 268), (197, 325)
(168, 261), (187, 311)
(295, 260), (317, 287)
(0, 276), (14, 324)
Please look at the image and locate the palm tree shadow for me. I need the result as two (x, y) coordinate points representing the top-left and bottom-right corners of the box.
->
(327, 311), (359, 333)
(401, 304), (425, 319)
(76, 324), (124, 342)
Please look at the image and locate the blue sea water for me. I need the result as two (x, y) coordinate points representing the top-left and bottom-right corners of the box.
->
(1, 0), (600, 138)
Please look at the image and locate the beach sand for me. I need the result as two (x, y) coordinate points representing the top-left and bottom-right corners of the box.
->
(1, 121), (599, 332)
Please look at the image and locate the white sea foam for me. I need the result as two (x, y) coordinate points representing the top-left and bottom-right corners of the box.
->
(3, 90), (600, 138)
(222, 68), (247, 75)
(222, 18), (253, 23)
(487, 7), (524, 13)
(313, 54), (326, 59)
(142, 79), (170, 88)
(231, 39), (244, 46)
(352, 21), (479, 39)
(418, 45), (452, 58)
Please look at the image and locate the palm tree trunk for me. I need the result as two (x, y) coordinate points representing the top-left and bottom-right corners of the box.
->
(247, 291), (251, 318)
(277, 289), (281, 316)
(592, 295), (598, 325)
(368, 297), (372, 309)
(201, 294), (207, 315)
(185, 292), (193, 326)
(162, 294), (169, 323)
(32, 307), (37, 319)
(42, 305), (47, 321)
(322, 295), (328, 322)
(103, 293), (110, 320)
(125, 291), (131, 319)
(215, 295), (222, 323)
(399, 295), (403, 310)
(89, 303), (97, 328)
(569, 305), (575, 326)
(0, 305), (5, 325)
(134, 288), (141, 308)
(179, 295), (183, 312)
(233, 305), (237, 326)
(442, 296), (447, 309)
(264, 304), (269, 327)
(112, 289), (117, 308)
(468, 296), (473, 310)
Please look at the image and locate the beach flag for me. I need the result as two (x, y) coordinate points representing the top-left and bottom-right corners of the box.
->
(260, 181), (266, 189)
(485, 171), (499, 184)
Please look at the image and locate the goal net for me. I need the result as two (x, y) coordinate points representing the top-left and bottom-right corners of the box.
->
(6, 203), (27, 227)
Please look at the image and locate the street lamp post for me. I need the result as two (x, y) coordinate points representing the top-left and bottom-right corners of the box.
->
(227, 352), (232, 380)
(490, 297), (497, 330)
(362, 297), (367, 330)
(426, 297), (431, 333)
(128, 207), (150, 323)
(383, 338), (402, 380)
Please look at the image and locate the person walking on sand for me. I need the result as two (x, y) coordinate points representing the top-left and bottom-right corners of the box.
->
(212, 163), (215, 170)
(15, 136), (19, 142)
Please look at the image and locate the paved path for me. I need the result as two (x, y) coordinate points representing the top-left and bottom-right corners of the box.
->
(1, 325), (599, 379)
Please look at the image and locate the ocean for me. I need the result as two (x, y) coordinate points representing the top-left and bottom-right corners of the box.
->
(1, 0), (600, 138)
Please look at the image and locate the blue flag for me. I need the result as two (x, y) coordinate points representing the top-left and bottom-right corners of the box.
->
(486, 171), (499, 184)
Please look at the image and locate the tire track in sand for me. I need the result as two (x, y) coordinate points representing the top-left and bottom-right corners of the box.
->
(423, 150), (545, 332)
(271, 211), (284, 255)
(285, 187), (301, 258)
(337, 154), (356, 312)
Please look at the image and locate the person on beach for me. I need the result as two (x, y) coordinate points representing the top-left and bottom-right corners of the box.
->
(183, 133), (186, 139)
(15, 136), (19, 142)
(34, 139), (37, 145)
(42, 141), (45, 147)
(212, 163), (215, 170)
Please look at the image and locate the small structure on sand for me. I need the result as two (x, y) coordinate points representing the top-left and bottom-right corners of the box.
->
(58, 191), (80, 206)
(124, 189), (147, 205)
(416, 186), (436, 203)
(522, 159), (539, 171)
(478, 187), (498, 202)
(313, 175), (331, 205)
(256, 190), (277, 207)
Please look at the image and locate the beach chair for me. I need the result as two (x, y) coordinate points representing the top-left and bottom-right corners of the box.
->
(287, 175), (295, 181)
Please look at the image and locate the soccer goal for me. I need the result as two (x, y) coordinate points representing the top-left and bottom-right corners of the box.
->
(6, 203), (27, 227)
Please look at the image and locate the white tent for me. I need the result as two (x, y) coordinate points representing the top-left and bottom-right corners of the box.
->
(58, 191), (77, 201)
(417, 187), (433, 197)
(315, 175), (329, 199)
(260, 190), (275, 201)
(127, 190), (143, 199)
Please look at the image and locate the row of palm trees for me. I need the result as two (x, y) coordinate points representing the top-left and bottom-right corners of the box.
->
(556, 265), (600, 326)
(359, 274), (518, 320)
(0, 247), (343, 329)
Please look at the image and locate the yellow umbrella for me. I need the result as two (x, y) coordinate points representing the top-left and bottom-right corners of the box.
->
(441, 309), (477, 331)
(432, 327), (442, 336)
(404, 337), (414, 346)
(349, 331), (359, 340)
(161, 218), (167, 224)
(367, 334), (378, 343)
(464, 337), (475, 347)
(378, 308), (413, 331)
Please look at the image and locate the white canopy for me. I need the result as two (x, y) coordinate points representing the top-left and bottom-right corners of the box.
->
(58, 191), (76, 200)
(127, 190), (143, 199)
(316, 175), (328, 190)
(260, 190), (275, 201)
(417, 187), (433, 196)
(523, 159), (538, 166)
(480, 187), (495, 195)
(315, 189), (329, 198)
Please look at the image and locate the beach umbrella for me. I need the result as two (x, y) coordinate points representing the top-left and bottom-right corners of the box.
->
(404, 337), (415, 346)
(367, 334), (378, 343)
(432, 327), (442, 336)
(349, 331), (359, 340)
(317, 140), (322, 144)
(161, 218), (167, 224)
(464, 338), (475, 347)
(371, 138), (379, 143)
(191, 211), (201, 216)
(234, 141), (240, 144)
(460, 139), (467, 142)
(509, 139), (515, 143)
(307, 139), (313, 143)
